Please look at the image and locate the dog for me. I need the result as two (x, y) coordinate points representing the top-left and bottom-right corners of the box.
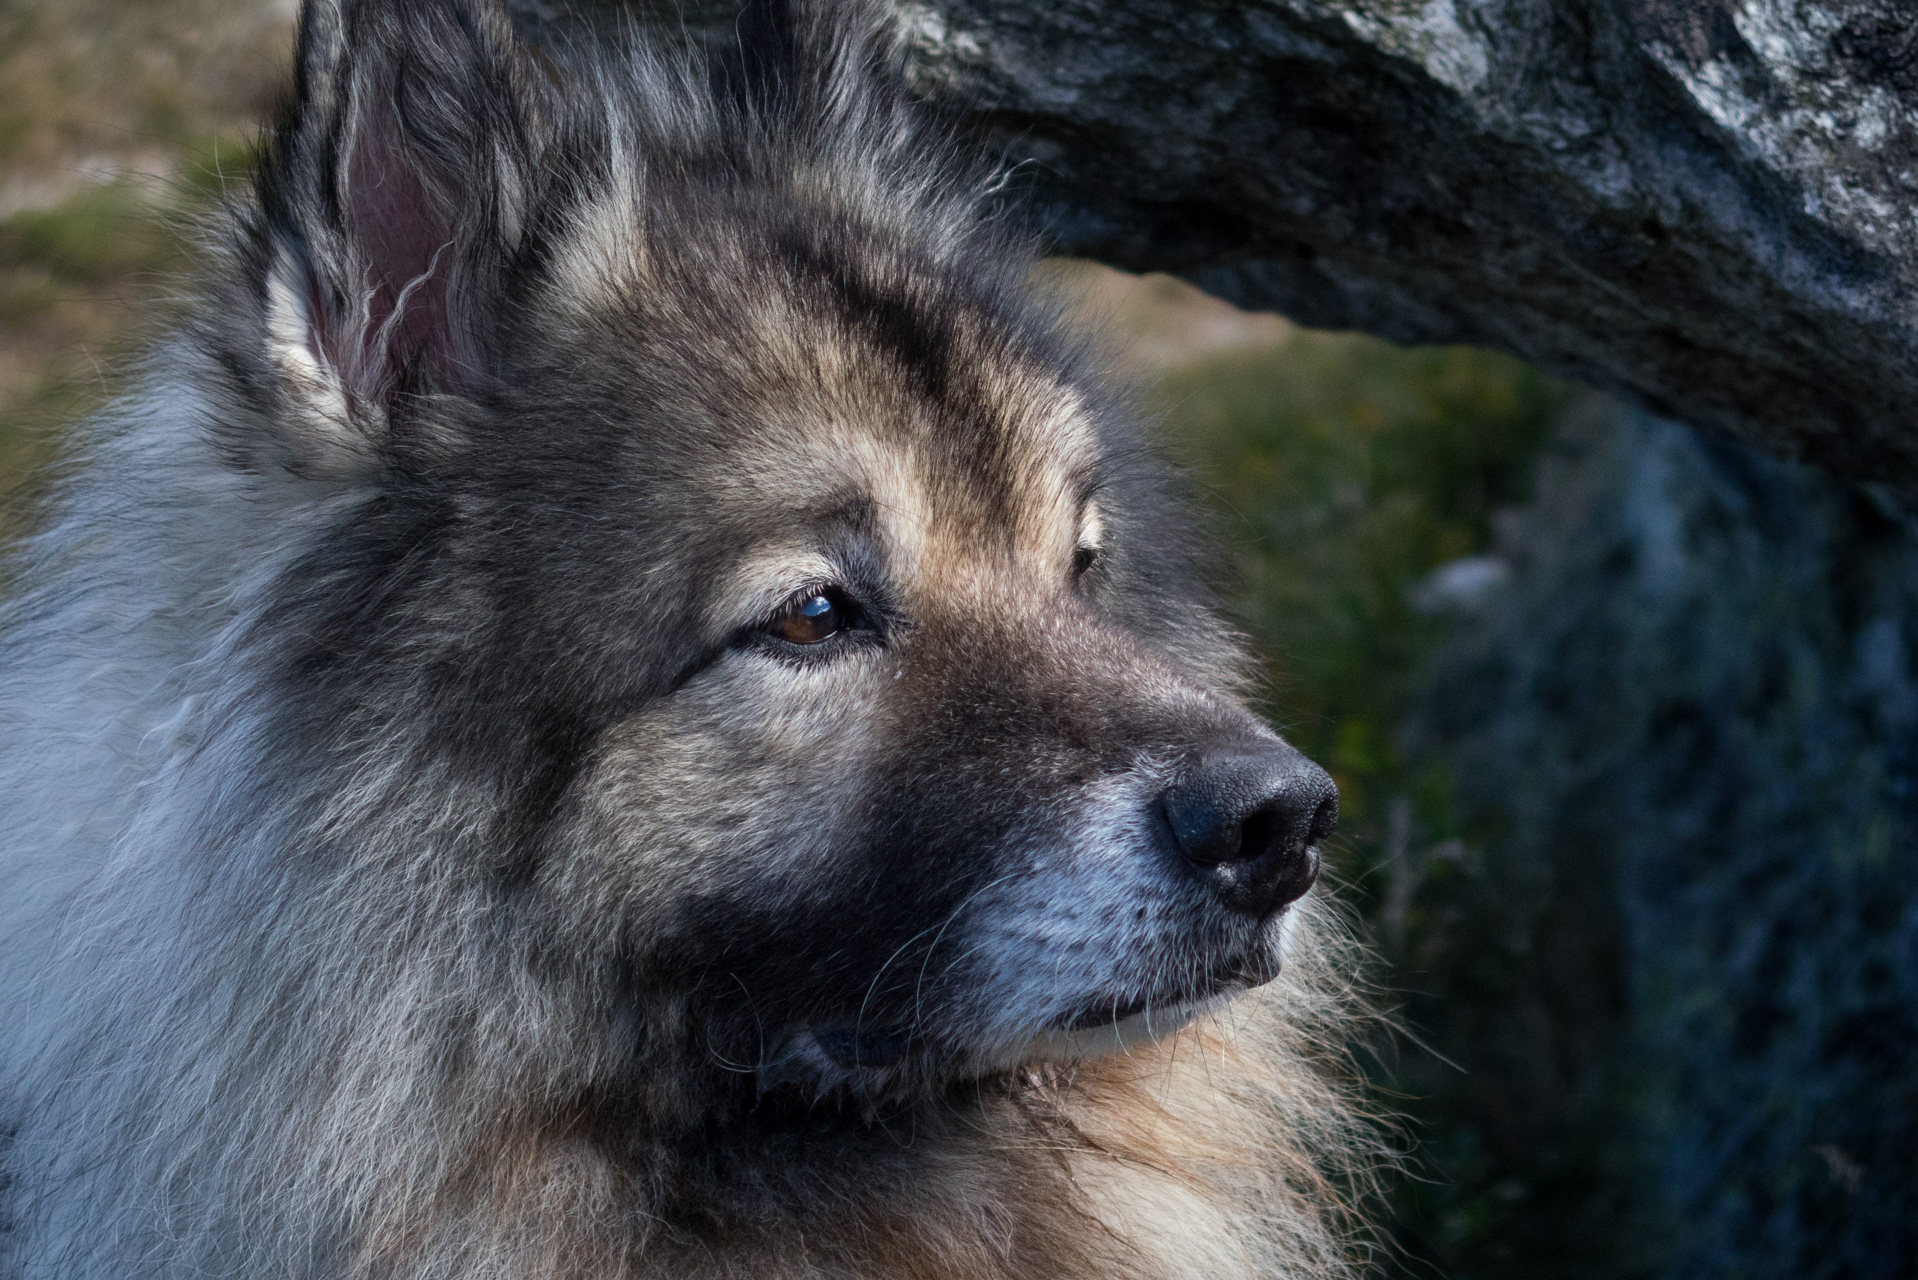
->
(0, 2), (1376, 1275)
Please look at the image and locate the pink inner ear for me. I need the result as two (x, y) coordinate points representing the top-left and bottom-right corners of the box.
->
(343, 110), (458, 400)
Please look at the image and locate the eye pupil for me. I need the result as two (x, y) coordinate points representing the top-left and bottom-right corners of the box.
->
(772, 592), (846, 645)
(1073, 544), (1098, 578)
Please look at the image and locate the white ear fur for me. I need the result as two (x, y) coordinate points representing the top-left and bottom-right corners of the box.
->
(265, 254), (379, 480)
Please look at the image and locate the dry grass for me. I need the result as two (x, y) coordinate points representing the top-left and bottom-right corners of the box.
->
(0, 0), (292, 518)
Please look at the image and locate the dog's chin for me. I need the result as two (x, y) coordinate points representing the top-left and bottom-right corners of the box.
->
(758, 911), (1304, 1098)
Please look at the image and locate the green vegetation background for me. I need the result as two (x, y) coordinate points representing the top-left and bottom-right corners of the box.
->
(0, 4), (1576, 1273)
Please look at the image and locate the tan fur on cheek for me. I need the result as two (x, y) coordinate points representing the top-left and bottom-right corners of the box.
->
(540, 649), (893, 951)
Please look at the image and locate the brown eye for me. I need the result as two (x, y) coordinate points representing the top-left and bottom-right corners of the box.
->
(771, 592), (844, 645)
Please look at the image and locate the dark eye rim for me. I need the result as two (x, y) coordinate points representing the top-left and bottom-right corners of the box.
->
(1072, 543), (1100, 580)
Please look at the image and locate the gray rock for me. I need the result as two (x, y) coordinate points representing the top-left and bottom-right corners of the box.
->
(520, 0), (1918, 493)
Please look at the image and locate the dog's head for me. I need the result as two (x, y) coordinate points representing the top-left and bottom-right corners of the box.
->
(226, 0), (1335, 1109)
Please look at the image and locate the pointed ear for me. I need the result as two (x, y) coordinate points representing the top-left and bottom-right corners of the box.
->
(255, 0), (545, 476)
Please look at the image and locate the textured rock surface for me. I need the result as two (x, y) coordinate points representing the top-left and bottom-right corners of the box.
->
(1404, 404), (1918, 1278)
(526, 0), (1918, 492)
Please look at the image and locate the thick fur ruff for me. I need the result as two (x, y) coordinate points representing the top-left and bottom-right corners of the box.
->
(0, 2), (1380, 1276)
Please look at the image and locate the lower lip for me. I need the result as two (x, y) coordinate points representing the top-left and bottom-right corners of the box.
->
(1055, 980), (1243, 1032)
(1060, 994), (1158, 1030)
(1056, 951), (1279, 1033)
(1018, 994), (1230, 1063)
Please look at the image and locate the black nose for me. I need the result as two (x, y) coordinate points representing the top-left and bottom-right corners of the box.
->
(1160, 746), (1338, 917)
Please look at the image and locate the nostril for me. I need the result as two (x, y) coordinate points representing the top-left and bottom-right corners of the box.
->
(1169, 801), (1269, 868)
(1178, 800), (1281, 869)
(1236, 805), (1279, 866)
(1310, 793), (1339, 843)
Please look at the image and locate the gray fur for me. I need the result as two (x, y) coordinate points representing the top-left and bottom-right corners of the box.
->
(0, 2), (1380, 1275)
